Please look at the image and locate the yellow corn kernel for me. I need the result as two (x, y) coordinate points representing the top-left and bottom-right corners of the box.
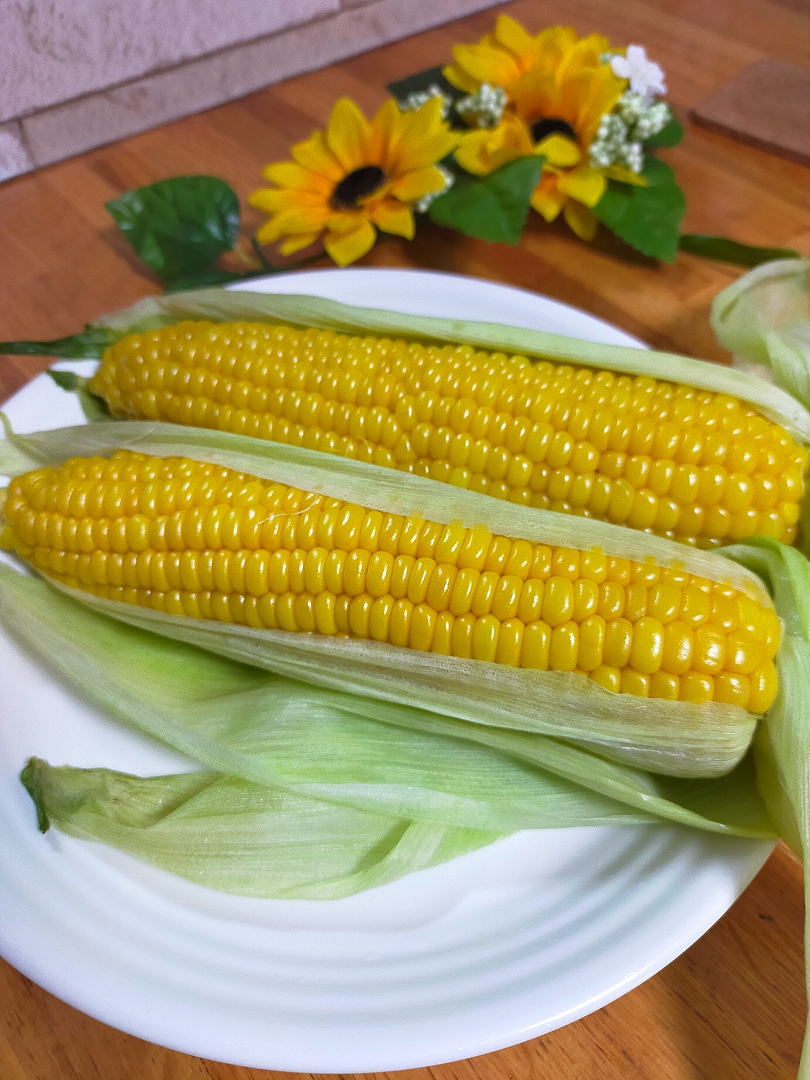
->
(542, 577), (574, 627)
(550, 621), (578, 671)
(472, 613), (500, 662)
(451, 612), (475, 658)
(579, 615), (605, 671)
(714, 672), (751, 709)
(647, 581), (681, 623)
(680, 672), (714, 704)
(692, 625), (727, 675)
(650, 670), (680, 700)
(604, 618), (633, 668)
(725, 631), (762, 675)
(591, 664), (621, 693)
(620, 669), (650, 697)
(495, 618), (523, 666)
(749, 663), (778, 713)
(629, 616), (664, 674)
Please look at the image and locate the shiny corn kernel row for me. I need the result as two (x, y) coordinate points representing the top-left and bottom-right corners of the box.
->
(89, 321), (808, 549)
(0, 451), (780, 714)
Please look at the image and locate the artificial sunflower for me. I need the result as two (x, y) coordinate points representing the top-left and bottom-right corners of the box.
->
(443, 17), (609, 99)
(449, 19), (640, 241)
(249, 96), (459, 266)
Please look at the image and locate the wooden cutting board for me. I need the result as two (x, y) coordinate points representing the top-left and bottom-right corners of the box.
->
(691, 57), (810, 167)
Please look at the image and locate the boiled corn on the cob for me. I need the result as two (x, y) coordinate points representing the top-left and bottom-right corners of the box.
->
(89, 321), (809, 551)
(0, 450), (780, 714)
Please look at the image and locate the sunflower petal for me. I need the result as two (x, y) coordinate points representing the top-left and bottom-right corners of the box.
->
(493, 14), (539, 67)
(326, 98), (372, 173)
(324, 210), (366, 233)
(263, 161), (332, 195)
(563, 199), (599, 241)
(557, 165), (606, 208)
(530, 174), (565, 221)
(442, 64), (480, 93)
(248, 188), (290, 213)
(279, 231), (322, 257)
(536, 25), (580, 61)
(508, 66), (561, 127)
(388, 126), (460, 175)
(367, 97), (403, 164)
(324, 221), (377, 266)
(255, 219), (285, 245)
(535, 133), (582, 167)
(291, 131), (345, 182)
(455, 118), (533, 177)
(369, 200), (415, 239)
(454, 130), (499, 176)
(578, 68), (626, 146)
(603, 165), (648, 187)
(389, 166), (447, 203)
(267, 203), (332, 235)
(451, 42), (523, 88)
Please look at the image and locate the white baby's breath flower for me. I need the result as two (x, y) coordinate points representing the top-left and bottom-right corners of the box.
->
(456, 84), (508, 129)
(633, 101), (670, 139)
(399, 84), (452, 119)
(610, 45), (666, 101)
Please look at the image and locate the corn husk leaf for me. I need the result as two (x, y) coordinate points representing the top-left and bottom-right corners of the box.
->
(0, 563), (775, 840)
(0, 420), (770, 778)
(3, 564), (666, 834)
(20, 759), (503, 900)
(722, 537), (810, 1079)
(2, 284), (809, 443)
(712, 258), (810, 414)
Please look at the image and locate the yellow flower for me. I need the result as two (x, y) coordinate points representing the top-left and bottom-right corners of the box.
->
(448, 17), (630, 241)
(249, 97), (459, 266)
(444, 16), (607, 98)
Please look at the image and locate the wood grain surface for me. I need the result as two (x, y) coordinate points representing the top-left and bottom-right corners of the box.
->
(1, 1), (809, 1077)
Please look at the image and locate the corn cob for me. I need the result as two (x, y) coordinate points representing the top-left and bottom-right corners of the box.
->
(0, 450), (780, 714)
(89, 321), (809, 551)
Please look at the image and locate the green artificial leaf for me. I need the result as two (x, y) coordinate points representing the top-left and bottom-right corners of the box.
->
(643, 113), (683, 149)
(679, 234), (800, 268)
(0, 327), (121, 360)
(428, 156), (544, 245)
(165, 268), (248, 293)
(106, 176), (241, 285)
(592, 156), (686, 261)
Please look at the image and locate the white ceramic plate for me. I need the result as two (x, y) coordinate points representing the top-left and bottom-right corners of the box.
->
(0, 269), (773, 1072)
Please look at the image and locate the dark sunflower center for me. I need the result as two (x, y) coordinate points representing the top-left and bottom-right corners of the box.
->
(530, 117), (577, 144)
(332, 166), (386, 209)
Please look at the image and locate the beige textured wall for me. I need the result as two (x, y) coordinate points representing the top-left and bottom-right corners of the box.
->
(0, 0), (501, 182)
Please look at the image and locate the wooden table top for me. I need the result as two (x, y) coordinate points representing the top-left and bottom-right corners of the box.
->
(1, 1), (809, 1077)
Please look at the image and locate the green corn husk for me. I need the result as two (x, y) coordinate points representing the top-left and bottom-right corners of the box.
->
(720, 538), (810, 1080)
(712, 258), (810, 413)
(0, 419), (774, 778)
(19, 759), (503, 900)
(2, 283), (810, 443)
(0, 564), (774, 840)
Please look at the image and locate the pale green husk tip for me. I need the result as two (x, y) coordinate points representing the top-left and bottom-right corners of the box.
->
(712, 258), (810, 417)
